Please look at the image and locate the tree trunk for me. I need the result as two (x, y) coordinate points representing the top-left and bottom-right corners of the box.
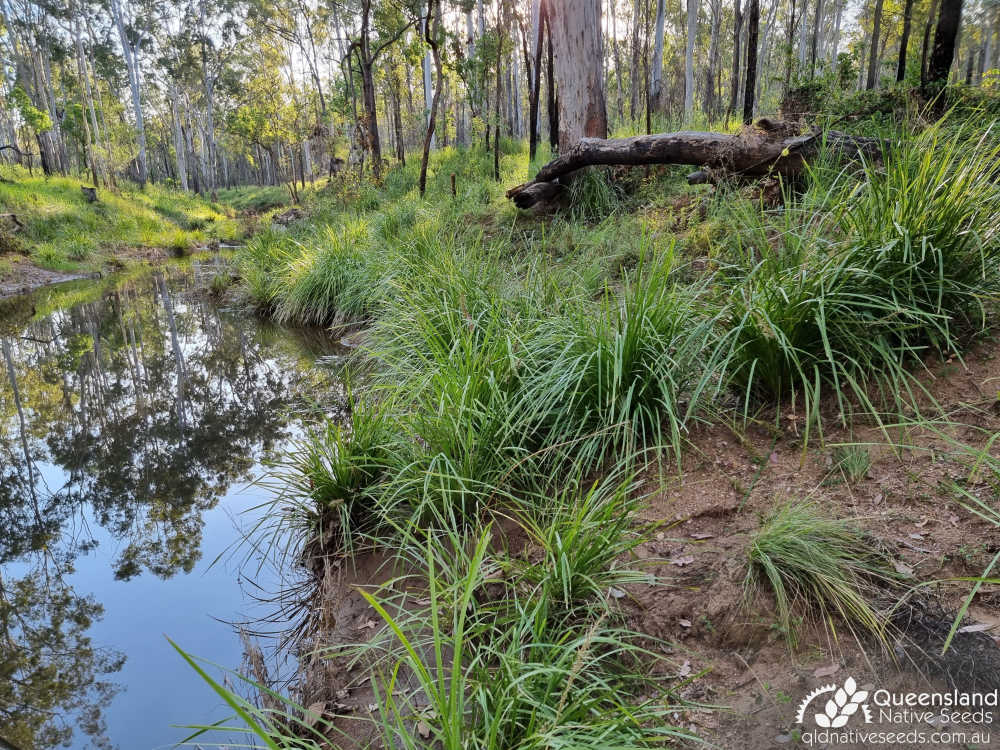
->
(422, 18), (435, 149)
(529, 0), (544, 159)
(920, 0), (940, 84)
(542, 2), (559, 150)
(865, 0), (885, 88)
(507, 126), (883, 207)
(829, 0), (844, 63)
(896, 0), (915, 81)
(809, 0), (823, 76)
(629, 0), (642, 121)
(729, 0), (744, 118)
(419, 0), (444, 196)
(169, 78), (188, 191)
(548, 0), (608, 151)
(704, 0), (721, 117)
(684, 0), (698, 117)
(925, 0), (963, 91)
(797, 0), (809, 70)
(611, 0), (626, 123)
(743, 0), (760, 124)
(110, 0), (148, 187)
(650, 0), (667, 114)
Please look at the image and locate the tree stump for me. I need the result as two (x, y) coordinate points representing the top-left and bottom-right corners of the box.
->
(81, 186), (99, 203)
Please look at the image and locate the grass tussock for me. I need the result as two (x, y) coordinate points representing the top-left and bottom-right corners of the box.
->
(746, 502), (898, 647)
(175, 106), (1000, 747)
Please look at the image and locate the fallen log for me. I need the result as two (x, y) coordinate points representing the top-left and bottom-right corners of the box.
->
(507, 122), (883, 209)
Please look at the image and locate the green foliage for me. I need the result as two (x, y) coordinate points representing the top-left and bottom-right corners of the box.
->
(746, 502), (897, 647)
(720, 123), (1000, 422)
(527, 246), (723, 466)
(0, 169), (239, 269)
(9, 86), (52, 132)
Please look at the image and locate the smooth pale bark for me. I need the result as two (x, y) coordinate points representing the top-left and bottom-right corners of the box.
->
(684, 0), (698, 117)
(809, 0), (823, 75)
(926, 0), (963, 89)
(650, 0), (667, 113)
(982, 9), (996, 74)
(512, 49), (524, 136)
(743, 0), (760, 124)
(704, 0), (721, 116)
(198, 0), (217, 188)
(422, 19), (435, 149)
(797, 0), (809, 69)
(611, 0), (625, 123)
(865, 0), (885, 88)
(628, 0), (642, 121)
(169, 78), (188, 191)
(72, 12), (99, 185)
(829, 0), (844, 62)
(548, 0), (608, 150)
(109, 0), (148, 186)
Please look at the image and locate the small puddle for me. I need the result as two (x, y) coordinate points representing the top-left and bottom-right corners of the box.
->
(0, 266), (345, 749)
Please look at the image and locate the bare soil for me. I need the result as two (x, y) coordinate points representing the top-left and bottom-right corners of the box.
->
(0, 256), (95, 298)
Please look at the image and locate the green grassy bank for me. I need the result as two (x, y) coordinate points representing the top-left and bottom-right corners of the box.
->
(0, 168), (249, 275)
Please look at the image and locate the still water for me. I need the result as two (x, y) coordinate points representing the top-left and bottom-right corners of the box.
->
(0, 267), (342, 749)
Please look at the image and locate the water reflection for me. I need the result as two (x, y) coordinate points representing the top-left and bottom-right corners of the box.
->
(0, 269), (340, 749)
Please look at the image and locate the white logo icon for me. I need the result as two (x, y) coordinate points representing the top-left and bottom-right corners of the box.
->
(796, 676), (872, 728)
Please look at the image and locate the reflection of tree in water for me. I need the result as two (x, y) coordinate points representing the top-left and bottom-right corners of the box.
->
(0, 571), (124, 750)
(0, 271), (335, 749)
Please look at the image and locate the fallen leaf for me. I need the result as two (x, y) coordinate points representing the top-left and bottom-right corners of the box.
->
(608, 587), (626, 599)
(417, 721), (432, 739)
(894, 561), (914, 577)
(774, 734), (793, 744)
(958, 623), (994, 634)
(949, 514), (960, 527)
(679, 618), (693, 628)
(367, 703), (378, 712)
(357, 619), (377, 631)
(304, 701), (325, 728)
(678, 659), (692, 677)
(769, 452), (779, 465)
(671, 556), (696, 566)
(813, 663), (840, 678)
(915, 517), (930, 528)
(909, 533), (925, 541)
(690, 532), (714, 540)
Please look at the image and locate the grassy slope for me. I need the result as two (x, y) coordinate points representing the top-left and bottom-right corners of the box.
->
(159, 93), (1000, 748)
(0, 168), (247, 275)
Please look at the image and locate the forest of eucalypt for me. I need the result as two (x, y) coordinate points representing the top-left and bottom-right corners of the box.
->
(4, 0), (1000, 748)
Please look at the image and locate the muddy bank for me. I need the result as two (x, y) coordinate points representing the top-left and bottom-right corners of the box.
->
(0, 256), (100, 299)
